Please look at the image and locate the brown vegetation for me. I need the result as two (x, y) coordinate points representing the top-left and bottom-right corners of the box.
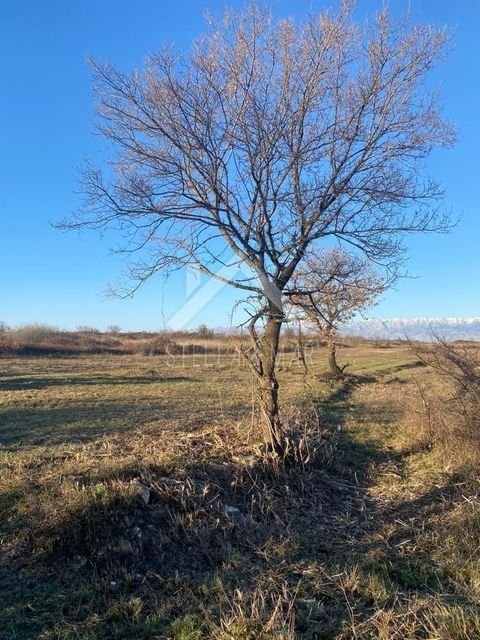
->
(400, 338), (480, 467)
(0, 325), (318, 359)
(1, 341), (480, 638)
(0, 325), (231, 357)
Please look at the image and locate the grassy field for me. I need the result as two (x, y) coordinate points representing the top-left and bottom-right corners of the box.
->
(1, 342), (479, 639)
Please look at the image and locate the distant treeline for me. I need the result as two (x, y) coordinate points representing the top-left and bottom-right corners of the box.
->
(0, 323), (233, 356)
(0, 322), (409, 357)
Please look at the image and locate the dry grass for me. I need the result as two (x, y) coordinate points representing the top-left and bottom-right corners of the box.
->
(1, 341), (479, 639)
(398, 341), (480, 469)
(0, 326), (304, 358)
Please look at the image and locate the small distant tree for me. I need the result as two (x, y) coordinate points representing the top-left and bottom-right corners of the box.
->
(292, 249), (385, 376)
(107, 324), (121, 334)
(197, 323), (214, 338)
(58, 2), (454, 454)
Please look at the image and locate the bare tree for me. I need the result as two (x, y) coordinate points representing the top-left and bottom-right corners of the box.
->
(291, 248), (385, 376)
(59, 2), (454, 453)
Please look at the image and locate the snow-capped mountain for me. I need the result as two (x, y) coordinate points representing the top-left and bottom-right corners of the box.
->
(341, 317), (480, 341)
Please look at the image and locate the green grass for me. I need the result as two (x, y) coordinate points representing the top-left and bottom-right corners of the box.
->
(1, 343), (479, 639)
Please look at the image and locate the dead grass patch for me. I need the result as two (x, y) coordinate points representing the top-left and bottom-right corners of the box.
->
(1, 345), (480, 638)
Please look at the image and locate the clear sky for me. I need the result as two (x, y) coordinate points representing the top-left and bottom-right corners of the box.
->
(1, 1), (479, 331)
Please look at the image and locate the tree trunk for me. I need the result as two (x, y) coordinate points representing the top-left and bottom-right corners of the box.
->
(328, 337), (343, 377)
(257, 306), (285, 455)
(296, 321), (309, 377)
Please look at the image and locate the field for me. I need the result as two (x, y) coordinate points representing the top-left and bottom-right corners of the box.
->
(1, 342), (479, 639)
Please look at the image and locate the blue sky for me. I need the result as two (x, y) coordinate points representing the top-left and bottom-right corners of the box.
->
(1, 1), (479, 331)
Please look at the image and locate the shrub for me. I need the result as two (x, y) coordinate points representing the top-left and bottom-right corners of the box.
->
(403, 339), (480, 467)
(133, 333), (178, 356)
(76, 325), (100, 334)
(107, 324), (121, 334)
(13, 323), (61, 344)
(197, 324), (214, 338)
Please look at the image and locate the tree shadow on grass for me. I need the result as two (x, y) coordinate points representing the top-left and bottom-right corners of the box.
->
(374, 360), (428, 379)
(0, 378), (392, 640)
(0, 374), (193, 392)
(0, 401), (168, 448)
(0, 375), (474, 639)
(0, 395), (250, 449)
(0, 447), (371, 639)
(1, 435), (473, 640)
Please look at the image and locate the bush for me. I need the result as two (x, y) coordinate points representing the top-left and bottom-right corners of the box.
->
(107, 324), (121, 334)
(197, 324), (214, 338)
(12, 323), (61, 344)
(76, 325), (100, 334)
(133, 333), (178, 356)
(403, 339), (480, 467)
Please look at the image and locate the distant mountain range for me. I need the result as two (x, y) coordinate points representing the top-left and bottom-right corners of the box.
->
(341, 317), (480, 341)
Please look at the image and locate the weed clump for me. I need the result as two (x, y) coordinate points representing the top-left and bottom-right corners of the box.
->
(402, 340), (480, 468)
